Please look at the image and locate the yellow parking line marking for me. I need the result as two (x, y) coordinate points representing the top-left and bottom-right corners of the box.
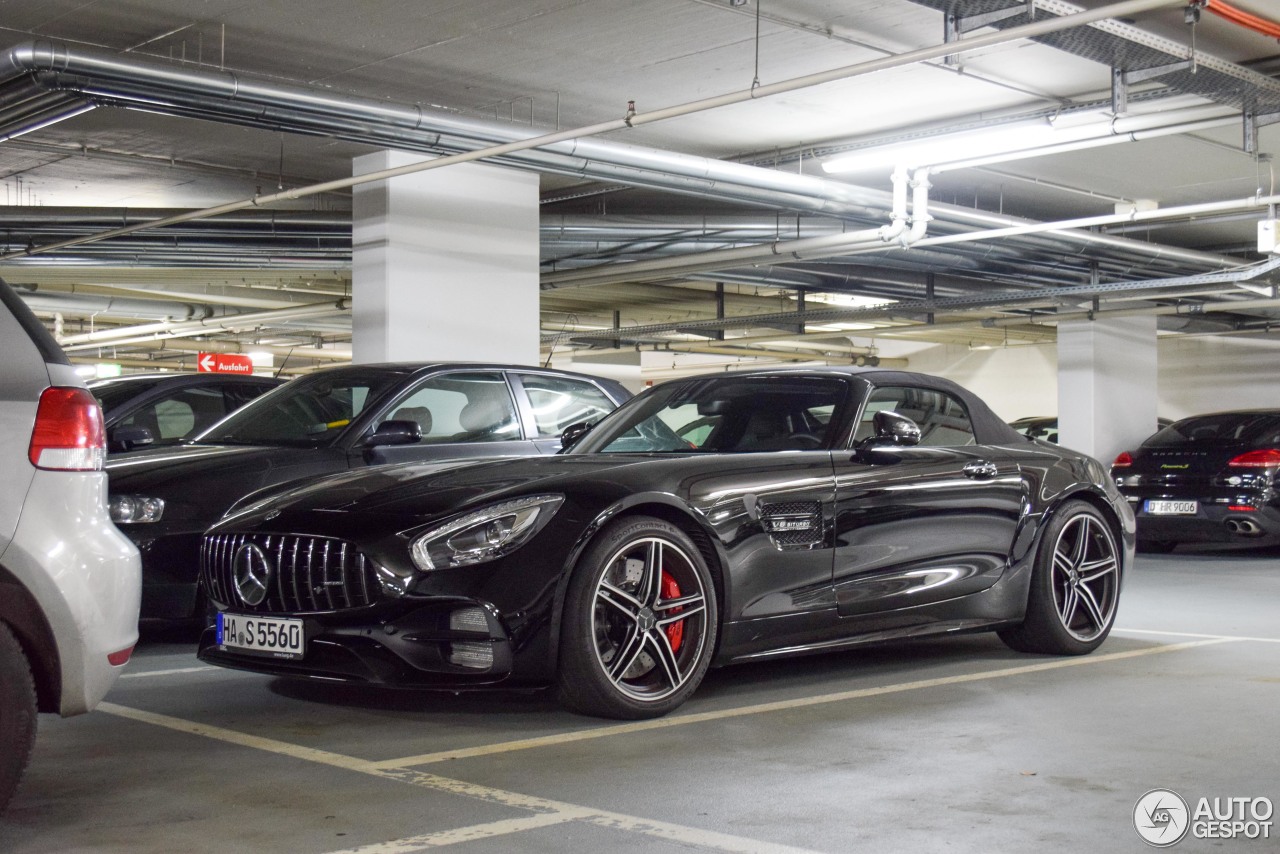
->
(1114, 627), (1280, 643)
(371, 638), (1235, 769)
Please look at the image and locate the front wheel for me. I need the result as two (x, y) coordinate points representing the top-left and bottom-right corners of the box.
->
(0, 621), (38, 814)
(557, 516), (718, 719)
(999, 501), (1122, 655)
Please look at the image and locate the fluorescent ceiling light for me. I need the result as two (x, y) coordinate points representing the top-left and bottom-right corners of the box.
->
(803, 292), (896, 308)
(823, 122), (1062, 175)
(821, 104), (1237, 176)
(805, 322), (880, 332)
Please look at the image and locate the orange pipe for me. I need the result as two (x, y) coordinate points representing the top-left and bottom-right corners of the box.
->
(1202, 0), (1280, 39)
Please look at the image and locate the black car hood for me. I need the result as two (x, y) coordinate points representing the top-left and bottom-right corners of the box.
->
(217, 454), (673, 533)
(106, 442), (351, 527)
(108, 443), (327, 487)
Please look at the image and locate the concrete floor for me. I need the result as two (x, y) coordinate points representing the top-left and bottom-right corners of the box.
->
(2, 545), (1277, 853)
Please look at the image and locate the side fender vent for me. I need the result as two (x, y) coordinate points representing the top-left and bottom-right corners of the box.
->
(759, 501), (824, 549)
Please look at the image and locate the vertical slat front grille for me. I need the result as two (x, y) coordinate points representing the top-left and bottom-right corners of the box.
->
(201, 532), (382, 614)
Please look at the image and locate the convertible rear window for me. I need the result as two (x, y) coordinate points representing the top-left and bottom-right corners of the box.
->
(578, 376), (848, 454)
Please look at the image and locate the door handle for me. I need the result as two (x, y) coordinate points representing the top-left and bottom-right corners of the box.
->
(962, 460), (999, 479)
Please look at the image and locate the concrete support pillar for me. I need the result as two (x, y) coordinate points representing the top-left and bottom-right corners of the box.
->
(1057, 314), (1158, 465)
(352, 152), (539, 364)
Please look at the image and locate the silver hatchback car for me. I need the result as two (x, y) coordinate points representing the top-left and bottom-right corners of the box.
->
(0, 278), (141, 813)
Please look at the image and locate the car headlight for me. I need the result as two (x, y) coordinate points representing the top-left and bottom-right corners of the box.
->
(410, 494), (564, 571)
(108, 494), (165, 524)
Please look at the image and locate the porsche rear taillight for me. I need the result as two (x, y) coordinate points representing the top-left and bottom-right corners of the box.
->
(1227, 449), (1280, 468)
(1112, 451), (1134, 468)
(28, 387), (105, 471)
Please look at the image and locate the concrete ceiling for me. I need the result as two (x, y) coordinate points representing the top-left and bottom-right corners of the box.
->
(1, 0), (1279, 374)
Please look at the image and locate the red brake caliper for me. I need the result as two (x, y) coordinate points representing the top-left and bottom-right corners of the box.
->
(660, 571), (684, 652)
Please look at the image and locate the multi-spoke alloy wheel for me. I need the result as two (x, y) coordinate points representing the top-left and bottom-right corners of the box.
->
(1050, 514), (1120, 643)
(558, 516), (717, 719)
(999, 500), (1123, 655)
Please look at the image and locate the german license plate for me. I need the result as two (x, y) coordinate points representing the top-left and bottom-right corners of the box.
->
(1145, 500), (1198, 516)
(217, 612), (304, 659)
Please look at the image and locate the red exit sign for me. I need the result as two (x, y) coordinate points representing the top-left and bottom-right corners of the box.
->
(197, 353), (255, 374)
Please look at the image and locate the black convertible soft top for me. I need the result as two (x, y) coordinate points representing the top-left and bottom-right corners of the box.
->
(711, 366), (1025, 447)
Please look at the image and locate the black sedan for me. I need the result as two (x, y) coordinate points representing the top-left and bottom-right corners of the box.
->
(1111, 409), (1280, 551)
(197, 367), (1133, 719)
(90, 372), (283, 452)
(107, 363), (629, 620)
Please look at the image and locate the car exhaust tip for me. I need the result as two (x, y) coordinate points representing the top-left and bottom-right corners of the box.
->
(1225, 517), (1263, 537)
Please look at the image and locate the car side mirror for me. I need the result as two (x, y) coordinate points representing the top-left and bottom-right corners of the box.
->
(365, 419), (422, 447)
(109, 424), (155, 453)
(559, 420), (596, 451)
(865, 410), (922, 448)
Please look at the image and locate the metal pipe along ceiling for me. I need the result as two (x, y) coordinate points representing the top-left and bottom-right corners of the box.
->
(0, 0), (1242, 279)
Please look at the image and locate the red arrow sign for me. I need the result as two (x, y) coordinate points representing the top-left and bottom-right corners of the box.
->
(196, 353), (255, 374)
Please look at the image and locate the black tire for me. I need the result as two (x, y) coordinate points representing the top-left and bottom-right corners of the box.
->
(0, 621), (38, 814)
(556, 516), (718, 719)
(1137, 539), (1177, 554)
(999, 500), (1121, 655)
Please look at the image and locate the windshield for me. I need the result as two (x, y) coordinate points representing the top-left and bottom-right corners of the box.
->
(90, 378), (161, 412)
(572, 375), (849, 454)
(193, 370), (404, 447)
(1144, 413), (1280, 448)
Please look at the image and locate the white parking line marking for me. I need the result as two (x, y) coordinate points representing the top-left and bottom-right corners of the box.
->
(371, 638), (1235, 769)
(96, 703), (825, 854)
(98, 702), (376, 772)
(320, 812), (589, 853)
(120, 666), (218, 679)
(1114, 627), (1280, 643)
(339, 770), (824, 854)
(98, 638), (1233, 854)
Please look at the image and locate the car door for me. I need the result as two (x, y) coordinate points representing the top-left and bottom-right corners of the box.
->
(831, 384), (1024, 618)
(510, 372), (623, 454)
(361, 370), (535, 465)
(599, 373), (853, 660)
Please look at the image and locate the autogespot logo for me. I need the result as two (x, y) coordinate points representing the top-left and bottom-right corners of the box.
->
(1134, 789), (1274, 846)
(1134, 789), (1190, 847)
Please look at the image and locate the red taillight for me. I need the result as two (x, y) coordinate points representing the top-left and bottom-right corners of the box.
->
(1112, 451), (1134, 468)
(28, 387), (105, 471)
(1227, 505), (1257, 512)
(1228, 449), (1280, 468)
(108, 646), (134, 666)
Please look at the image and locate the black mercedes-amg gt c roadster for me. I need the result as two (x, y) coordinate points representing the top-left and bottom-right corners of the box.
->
(197, 367), (1134, 719)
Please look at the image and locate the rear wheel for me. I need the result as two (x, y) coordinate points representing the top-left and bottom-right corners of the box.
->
(1000, 501), (1121, 655)
(557, 516), (717, 719)
(0, 621), (37, 814)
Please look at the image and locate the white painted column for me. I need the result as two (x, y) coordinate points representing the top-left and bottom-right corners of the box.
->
(352, 152), (540, 364)
(1057, 314), (1158, 465)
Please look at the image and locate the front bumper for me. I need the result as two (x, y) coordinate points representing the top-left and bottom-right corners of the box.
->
(196, 598), (544, 690)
